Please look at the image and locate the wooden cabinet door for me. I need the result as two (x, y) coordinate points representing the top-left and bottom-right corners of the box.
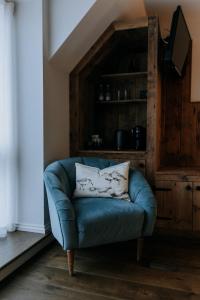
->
(173, 181), (193, 231)
(193, 182), (200, 231)
(155, 181), (193, 231)
(155, 181), (175, 228)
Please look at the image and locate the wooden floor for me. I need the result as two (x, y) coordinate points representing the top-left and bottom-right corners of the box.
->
(1, 236), (200, 299)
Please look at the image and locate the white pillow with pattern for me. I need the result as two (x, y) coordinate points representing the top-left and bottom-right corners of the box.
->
(73, 161), (130, 200)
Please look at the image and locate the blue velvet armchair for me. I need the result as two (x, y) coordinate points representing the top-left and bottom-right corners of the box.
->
(44, 157), (156, 275)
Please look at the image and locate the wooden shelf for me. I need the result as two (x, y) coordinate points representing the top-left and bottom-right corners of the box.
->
(101, 72), (147, 78)
(156, 168), (200, 175)
(96, 99), (147, 104)
(79, 149), (146, 155)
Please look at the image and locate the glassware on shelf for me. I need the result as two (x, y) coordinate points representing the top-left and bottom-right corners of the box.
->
(97, 80), (136, 102)
(105, 84), (111, 101)
(118, 82), (130, 101)
(123, 85), (128, 100)
(88, 134), (103, 149)
(117, 90), (120, 101)
(129, 80), (134, 99)
(123, 87), (128, 100)
(115, 84), (122, 101)
(98, 84), (104, 101)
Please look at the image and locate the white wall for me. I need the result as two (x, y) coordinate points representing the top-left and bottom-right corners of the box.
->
(15, 0), (70, 233)
(14, 0), (146, 233)
(145, 0), (200, 102)
(43, 0), (70, 166)
(15, 0), (44, 233)
(49, 0), (96, 57)
(43, 65), (69, 165)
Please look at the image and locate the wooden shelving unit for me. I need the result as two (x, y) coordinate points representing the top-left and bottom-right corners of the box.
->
(79, 148), (146, 157)
(101, 71), (148, 78)
(70, 17), (159, 181)
(96, 99), (147, 104)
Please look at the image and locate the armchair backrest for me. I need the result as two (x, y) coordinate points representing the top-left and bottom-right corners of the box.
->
(46, 157), (117, 197)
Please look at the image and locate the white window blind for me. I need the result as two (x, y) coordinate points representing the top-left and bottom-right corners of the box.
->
(0, 1), (18, 238)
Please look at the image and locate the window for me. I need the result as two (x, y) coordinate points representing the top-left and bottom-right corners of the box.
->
(0, 1), (18, 238)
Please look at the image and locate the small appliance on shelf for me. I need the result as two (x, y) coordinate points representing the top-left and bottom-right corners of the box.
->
(115, 129), (128, 150)
(131, 126), (146, 150)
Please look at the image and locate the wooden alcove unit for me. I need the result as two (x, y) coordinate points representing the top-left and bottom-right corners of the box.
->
(70, 17), (200, 235)
(70, 17), (159, 182)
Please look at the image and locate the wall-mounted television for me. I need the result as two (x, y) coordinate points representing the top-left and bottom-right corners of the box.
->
(164, 6), (192, 77)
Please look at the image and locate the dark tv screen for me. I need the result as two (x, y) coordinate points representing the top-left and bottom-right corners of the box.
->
(165, 6), (191, 76)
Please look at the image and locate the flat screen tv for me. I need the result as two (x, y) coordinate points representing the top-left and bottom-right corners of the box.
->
(164, 6), (191, 76)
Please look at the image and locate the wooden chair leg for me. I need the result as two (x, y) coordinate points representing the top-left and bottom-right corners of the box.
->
(137, 238), (144, 262)
(67, 250), (74, 276)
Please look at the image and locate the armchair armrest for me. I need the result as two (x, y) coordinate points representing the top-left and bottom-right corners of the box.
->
(44, 162), (78, 250)
(129, 169), (157, 236)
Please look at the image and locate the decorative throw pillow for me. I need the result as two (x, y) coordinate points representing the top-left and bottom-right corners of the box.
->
(73, 161), (130, 200)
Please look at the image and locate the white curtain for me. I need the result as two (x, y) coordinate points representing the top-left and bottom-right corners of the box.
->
(0, 1), (18, 238)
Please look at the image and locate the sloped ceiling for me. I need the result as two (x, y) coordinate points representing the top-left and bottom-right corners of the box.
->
(145, 0), (200, 102)
(49, 0), (147, 73)
(49, 0), (96, 57)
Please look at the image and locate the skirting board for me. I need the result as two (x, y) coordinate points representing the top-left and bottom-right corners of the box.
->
(16, 223), (51, 234)
(0, 234), (54, 282)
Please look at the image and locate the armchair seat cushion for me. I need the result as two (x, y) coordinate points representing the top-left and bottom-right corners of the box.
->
(73, 197), (144, 248)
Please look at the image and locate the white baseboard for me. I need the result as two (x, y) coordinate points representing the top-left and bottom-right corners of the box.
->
(16, 222), (51, 234)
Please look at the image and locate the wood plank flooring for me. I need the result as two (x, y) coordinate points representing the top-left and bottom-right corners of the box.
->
(1, 236), (200, 299)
